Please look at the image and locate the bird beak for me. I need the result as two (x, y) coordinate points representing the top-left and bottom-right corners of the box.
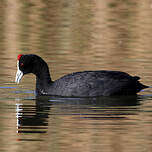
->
(15, 61), (23, 84)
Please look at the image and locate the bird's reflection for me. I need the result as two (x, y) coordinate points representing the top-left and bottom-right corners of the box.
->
(16, 95), (146, 134)
(16, 101), (50, 134)
(36, 95), (142, 106)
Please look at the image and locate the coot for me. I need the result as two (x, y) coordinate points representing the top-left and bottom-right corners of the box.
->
(15, 54), (148, 97)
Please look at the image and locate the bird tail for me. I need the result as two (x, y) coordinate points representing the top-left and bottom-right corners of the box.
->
(147, 86), (152, 88)
(133, 76), (148, 90)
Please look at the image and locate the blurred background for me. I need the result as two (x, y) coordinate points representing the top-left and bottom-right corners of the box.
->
(1, 0), (152, 85)
(1, 0), (152, 152)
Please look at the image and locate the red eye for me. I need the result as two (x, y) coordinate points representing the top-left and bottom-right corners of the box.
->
(21, 63), (24, 66)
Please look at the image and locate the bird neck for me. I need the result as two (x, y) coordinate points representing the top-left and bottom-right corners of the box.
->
(34, 60), (53, 95)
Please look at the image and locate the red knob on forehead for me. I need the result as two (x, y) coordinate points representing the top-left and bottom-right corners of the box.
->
(17, 54), (23, 60)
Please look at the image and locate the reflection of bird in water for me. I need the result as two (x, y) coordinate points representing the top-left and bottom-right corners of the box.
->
(15, 95), (147, 135)
(16, 101), (50, 134)
(36, 95), (141, 106)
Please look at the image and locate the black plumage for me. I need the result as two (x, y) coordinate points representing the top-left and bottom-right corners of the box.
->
(16, 54), (148, 97)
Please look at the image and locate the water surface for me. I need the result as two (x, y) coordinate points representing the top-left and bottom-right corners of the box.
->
(1, 0), (152, 152)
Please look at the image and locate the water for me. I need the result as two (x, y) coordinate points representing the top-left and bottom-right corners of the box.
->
(1, 0), (152, 151)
